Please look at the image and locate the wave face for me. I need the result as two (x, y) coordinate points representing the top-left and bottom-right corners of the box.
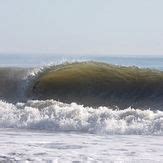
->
(27, 62), (163, 110)
(0, 67), (38, 102)
(1, 61), (163, 110)
(0, 99), (163, 135)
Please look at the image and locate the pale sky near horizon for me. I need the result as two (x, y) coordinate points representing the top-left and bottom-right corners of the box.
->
(0, 0), (163, 56)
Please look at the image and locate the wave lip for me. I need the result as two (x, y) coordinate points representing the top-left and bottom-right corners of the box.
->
(29, 61), (163, 110)
(0, 100), (163, 135)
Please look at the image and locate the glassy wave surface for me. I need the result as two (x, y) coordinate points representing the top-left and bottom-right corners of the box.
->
(1, 61), (163, 109)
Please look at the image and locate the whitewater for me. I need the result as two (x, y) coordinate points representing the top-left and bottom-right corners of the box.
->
(1, 100), (163, 162)
(0, 57), (163, 162)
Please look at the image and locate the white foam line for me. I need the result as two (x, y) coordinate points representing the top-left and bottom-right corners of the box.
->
(0, 99), (163, 135)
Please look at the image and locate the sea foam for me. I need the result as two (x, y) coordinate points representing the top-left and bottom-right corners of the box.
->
(0, 99), (163, 135)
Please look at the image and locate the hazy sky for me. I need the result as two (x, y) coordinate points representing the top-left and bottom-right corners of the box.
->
(0, 0), (163, 56)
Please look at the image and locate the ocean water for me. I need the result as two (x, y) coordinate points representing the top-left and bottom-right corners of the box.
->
(1, 54), (163, 69)
(0, 54), (163, 162)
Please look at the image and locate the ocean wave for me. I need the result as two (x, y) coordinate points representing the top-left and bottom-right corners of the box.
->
(0, 99), (163, 135)
(1, 61), (163, 110)
(28, 61), (163, 110)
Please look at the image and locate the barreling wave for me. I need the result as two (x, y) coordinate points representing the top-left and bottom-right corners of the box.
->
(27, 61), (163, 110)
(1, 61), (163, 110)
(0, 99), (163, 135)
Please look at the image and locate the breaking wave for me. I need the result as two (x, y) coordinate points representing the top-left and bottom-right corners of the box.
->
(0, 99), (163, 135)
(1, 61), (163, 110)
(1, 61), (163, 135)
(29, 61), (163, 110)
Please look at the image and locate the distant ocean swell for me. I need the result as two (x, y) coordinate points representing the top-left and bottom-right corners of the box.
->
(0, 99), (163, 135)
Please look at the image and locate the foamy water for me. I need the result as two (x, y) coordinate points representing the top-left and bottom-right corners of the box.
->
(0, 99), (163, 162)
(0, 128), (163, 162)
(0, 58), (163, 162)
(0, 100), (163, 163)
(0, 100), (163, 135)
